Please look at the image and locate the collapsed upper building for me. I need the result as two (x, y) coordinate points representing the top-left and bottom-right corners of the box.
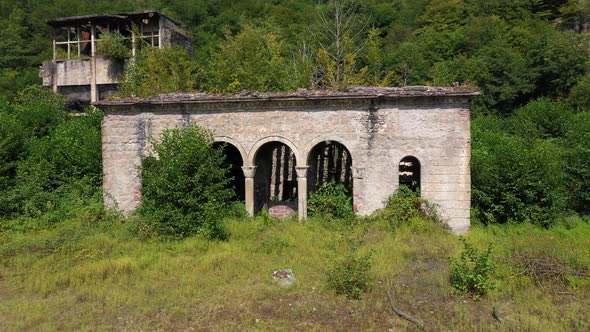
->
(40, 10), (192, 106)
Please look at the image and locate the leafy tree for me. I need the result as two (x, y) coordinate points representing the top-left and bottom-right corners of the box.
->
(471, 116), (567, 225)
(559, 0), (590, 32)
(121, 46), (199, 97)
(362, 28), (392, 86)
(388, 41), (429, 86)
(205, 22), (298, 92)
(506, 98), (574, 139)
(314, 0), (370, 89)
(564, 112), (590, 214)
(0, 87), (102, 219)
(138, 125), (234, 239)
(430, 40), (535, 113)
(568, 76), (590, 111)
(420, 0), (468, 31)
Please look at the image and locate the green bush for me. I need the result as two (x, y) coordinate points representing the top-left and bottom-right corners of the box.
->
(449, 238), (495, 299)
(308, 182), (354, 223)
(205, 23), (301, 93)
(569, 75), (590, 112)
(564, 112), (590, 215)
(0, 88), (102, 221)
(472, 117), (567, 226)
(138, 125), (234, 239)
(120, 46), (198, 97)
(326, 241), (373, 300)
(375, 186), (443, 229)
(96, 31), (130, 60)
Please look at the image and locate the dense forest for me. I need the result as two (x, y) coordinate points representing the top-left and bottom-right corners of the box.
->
(0, 0), (589, 226)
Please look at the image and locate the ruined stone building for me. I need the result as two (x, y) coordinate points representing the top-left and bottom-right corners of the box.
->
(41, 12), (478, 233)
(40, 11), (191, 105)
(96, 87), (478, 233)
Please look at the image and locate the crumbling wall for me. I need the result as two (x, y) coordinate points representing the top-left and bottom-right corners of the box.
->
(100, 94), (472, 233)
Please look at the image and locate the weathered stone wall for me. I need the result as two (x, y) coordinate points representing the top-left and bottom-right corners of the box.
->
(41, 58), (125, 87)
(99, 90), (473, 233)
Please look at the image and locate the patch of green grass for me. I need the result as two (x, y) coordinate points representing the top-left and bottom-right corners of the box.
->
(1, 213), (589, 330)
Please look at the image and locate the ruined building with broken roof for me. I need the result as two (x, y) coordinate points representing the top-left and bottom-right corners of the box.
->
(41, 10), (191, 104)
(43, 12), (477, 234)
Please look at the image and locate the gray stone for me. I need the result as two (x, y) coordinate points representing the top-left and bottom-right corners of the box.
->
(272, 269), (295, 287)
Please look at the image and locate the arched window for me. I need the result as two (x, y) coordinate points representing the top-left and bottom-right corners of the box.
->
(307, 140), (353, 194)
(399, 156), (421, 194)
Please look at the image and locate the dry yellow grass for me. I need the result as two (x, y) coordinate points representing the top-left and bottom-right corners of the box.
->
(1, 214), (589, 331)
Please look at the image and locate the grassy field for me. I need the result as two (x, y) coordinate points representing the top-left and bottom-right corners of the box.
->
(1, 210), (589, 331)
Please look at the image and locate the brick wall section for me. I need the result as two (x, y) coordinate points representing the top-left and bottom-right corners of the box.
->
(97, 87), (476, 233)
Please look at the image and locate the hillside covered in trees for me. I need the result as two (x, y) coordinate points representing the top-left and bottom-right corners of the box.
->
(0, 0), (589, 224)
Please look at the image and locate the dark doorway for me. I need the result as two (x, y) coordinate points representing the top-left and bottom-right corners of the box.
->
(307, 140), (353, 194)
(213, 142), (245, 202)
(254, 142), (297, 213)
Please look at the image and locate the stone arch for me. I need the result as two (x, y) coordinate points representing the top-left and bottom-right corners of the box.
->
(248, 136), (302, 167)
(212, 138), (246, 202)
(399, 156), (421, 194)
(303, 136), (356, 165)
(253, 139), (299, 216)
(306, 139), (354, 197)
(214, 136), (248, 166)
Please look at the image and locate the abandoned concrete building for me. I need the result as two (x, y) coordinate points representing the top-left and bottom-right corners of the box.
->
(40, 10), (191, 104)
(40, 12), (477, 233)
(95, 87), (478, 233)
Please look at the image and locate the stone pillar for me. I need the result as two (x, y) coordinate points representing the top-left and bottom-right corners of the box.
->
(296, 166), (309, 222)
(242, 166), (257, 217)
(352, 166), (366, 215)
(90, 25), (98, 102)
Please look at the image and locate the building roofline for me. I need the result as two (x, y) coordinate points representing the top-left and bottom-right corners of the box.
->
(47, 10), (181, 28)
(94, 86), (480, 108)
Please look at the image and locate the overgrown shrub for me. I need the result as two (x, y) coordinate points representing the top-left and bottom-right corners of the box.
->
(374, 186), (444, 229)
(120, 47), (198, 97)
(205, 23), (301, 93)
(472, 116), (567, 226)
(449, 238), (495, 299)
(308, 182), (354, 223)
(138, 125), (234, 239)
(568, 75), (590, 112)
(97, 31), (130, 60)
(564, 112), (590, 215)
(0, 88), (103, 221)
(326, 239), (373, 300)
(226, 201), (249, 219)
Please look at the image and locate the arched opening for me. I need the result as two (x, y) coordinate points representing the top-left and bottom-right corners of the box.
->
(399, 156), (421, 194)
(307, 140), (353, 195)
(213, 142), (245, 202)
(254, 142), (297, 216)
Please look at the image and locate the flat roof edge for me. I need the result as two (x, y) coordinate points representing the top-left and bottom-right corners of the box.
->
(94, 87), (480, 107)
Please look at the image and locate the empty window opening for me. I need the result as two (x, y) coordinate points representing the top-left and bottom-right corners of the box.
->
(399, 156), (421, 194)
(307, 141), (353, 195)
(254, 142), (297, 213)
(213, 142), (245, 202)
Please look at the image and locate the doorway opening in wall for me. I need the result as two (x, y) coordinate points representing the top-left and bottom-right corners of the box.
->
(307, 141), (354, 219)
(308, 140), (353, 193)
(399, 156), (421, 194)
(254, 142), (297, 218)
(213, 142), (245, 202)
